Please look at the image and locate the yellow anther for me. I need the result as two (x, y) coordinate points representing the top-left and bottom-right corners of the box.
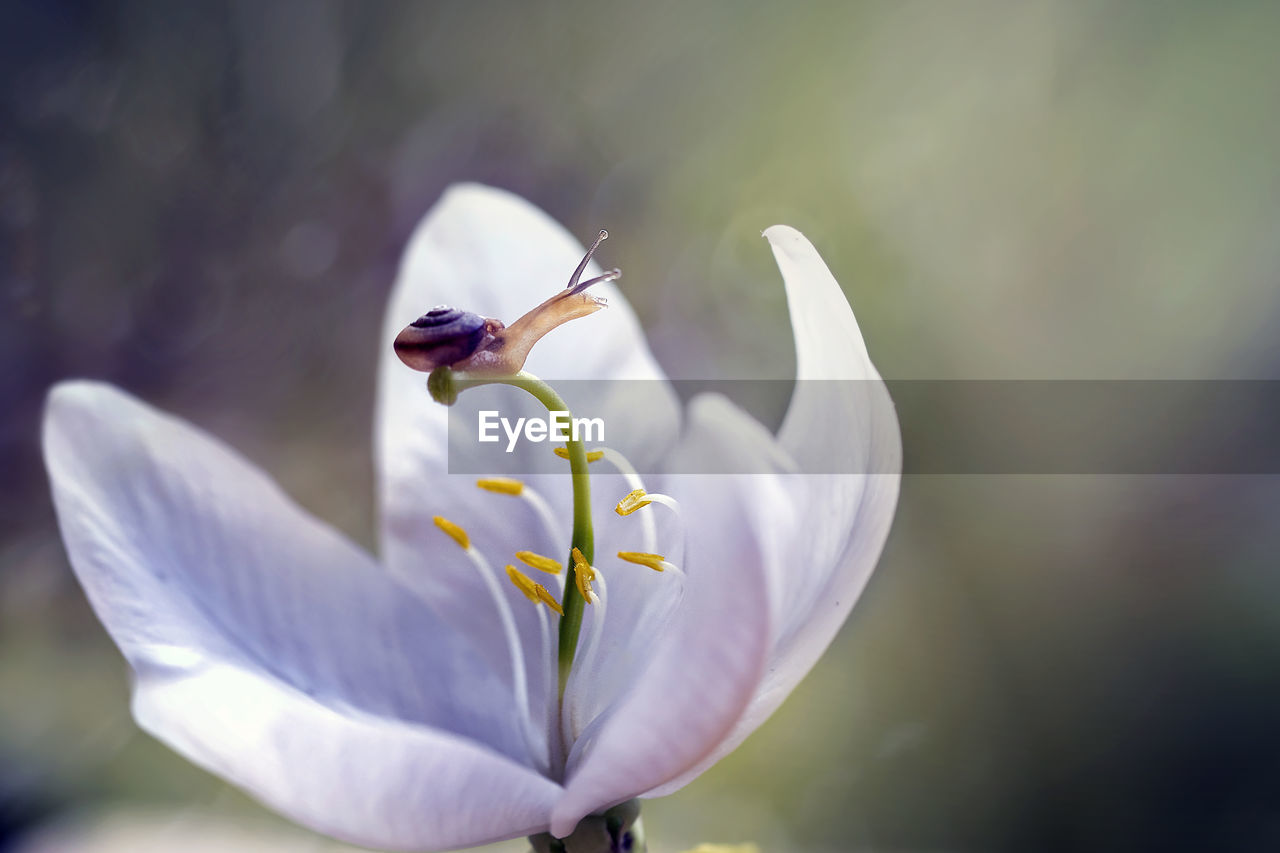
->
(534, 584), (564, 616)
(505, 565), (540, 603)
(433, 515), (469, 549)
(574, 562), (598, 602)
(617, 551), (667, 572)
(553, 445), (604, 463)
(477, 477), (524, 496)
(615, 488), (652, 516)
(506, 565), (564, 616)
(516, 550), (562, 575)
(571, 547), (598, 602)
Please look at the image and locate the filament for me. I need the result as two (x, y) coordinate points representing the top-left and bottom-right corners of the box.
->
(521, 484), (569, 570)
(435, 517), (547, 773)
(476, 478), (568, 580)
(507, 564), (563, 770)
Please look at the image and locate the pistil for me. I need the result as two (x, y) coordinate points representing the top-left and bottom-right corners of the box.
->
(431, 368), (595, 704)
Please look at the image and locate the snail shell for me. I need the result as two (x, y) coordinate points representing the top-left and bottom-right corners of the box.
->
(393, 306), (501, 372)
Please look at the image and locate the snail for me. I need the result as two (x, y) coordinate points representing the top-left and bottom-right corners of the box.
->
(394, 230), (619, 376)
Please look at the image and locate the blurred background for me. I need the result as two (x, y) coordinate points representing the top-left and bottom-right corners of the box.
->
(3, 1), (1280, 850)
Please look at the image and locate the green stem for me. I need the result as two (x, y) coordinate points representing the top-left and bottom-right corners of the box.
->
(444, 368), (593, 701)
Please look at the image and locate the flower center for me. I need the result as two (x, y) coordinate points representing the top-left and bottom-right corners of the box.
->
(433, 433), (685, 776)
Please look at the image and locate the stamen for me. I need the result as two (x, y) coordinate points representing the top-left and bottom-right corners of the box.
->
(563, 565), (609, 745)
(505, 565), (541, 602)
(571, 547), (599, 605)
(432, 515), (469, 549)
(505, 565), (562, 770)
(553, 446), (605, 463)
(534, 584), (565, 616)
(574, 564), (597, 603)
(506, 565), (565, 616)
(597, 446), (657, 555)
(616, 487), (682, 515)
(617, 551), (668, 572)
(434, 519), (547, 773)
(477, 477), (524, 496)
(615, 489), (651, 516)
(613, 486), (687, 579)
(516, 550), (563, 575)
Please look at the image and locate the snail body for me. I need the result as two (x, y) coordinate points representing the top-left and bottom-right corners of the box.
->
(393, 230), (620, 376)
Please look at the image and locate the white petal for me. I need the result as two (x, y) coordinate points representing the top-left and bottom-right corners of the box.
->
(766, 224), (888, 455)
(763, 224), (901, 654)
(377, 184), (678, 698)
(43, 382), (554, 846)
(550, 394), (780, 837)
(134, 661), (561, 851)
(645, 227), (902, 797)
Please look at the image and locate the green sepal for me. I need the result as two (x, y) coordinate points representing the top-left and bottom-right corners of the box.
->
(426, 366), (458, 406)
(529, 800), (645, 853)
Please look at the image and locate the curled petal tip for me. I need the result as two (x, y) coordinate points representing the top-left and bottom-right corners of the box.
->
(761, 224), (807, 250)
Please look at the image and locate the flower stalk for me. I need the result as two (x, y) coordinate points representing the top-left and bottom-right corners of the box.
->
(528, 799), (645, 852)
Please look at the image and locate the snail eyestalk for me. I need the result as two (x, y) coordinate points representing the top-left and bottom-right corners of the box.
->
(566, 229), (608, 293)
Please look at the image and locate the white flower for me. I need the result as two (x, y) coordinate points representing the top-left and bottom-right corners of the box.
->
(43, 184), (900, 850)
